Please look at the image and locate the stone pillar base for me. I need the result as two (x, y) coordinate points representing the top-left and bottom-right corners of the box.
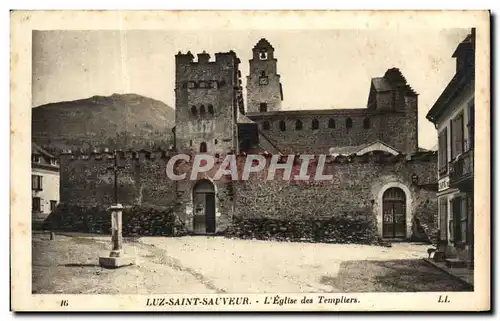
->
(99, 255), (135, 269)
(98, 203), (135, 268)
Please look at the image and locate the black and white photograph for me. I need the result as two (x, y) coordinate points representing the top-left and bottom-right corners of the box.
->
(10, 10), (490, 311)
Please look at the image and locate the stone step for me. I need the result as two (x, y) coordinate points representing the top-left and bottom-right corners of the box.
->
(445, 258), (468, 268)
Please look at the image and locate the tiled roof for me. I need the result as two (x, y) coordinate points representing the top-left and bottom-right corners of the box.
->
(427, 32), (475, 123)
(328, 144), (369, 156)
(452, 34), (473, 57)
(257, 130), (282, 155)
(254, 38), (273, 49)
(371, 77), (392, 92)
(329, 140), (401, 156)
(426, 69), (473, 123)
(370, 68), (418, 96)
(32, 142), (55, 159)
(237, 114), (256, 124)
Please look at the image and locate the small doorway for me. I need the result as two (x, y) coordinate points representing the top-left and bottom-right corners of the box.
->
(382, 187), (406, 238)
(192, 180), (216, 234)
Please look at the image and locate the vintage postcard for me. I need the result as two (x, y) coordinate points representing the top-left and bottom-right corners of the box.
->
(10, 10), (490, 311)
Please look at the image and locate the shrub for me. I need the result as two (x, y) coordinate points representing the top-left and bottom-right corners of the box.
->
(43, 203), (183, 236)
(227, 210), (377, 244)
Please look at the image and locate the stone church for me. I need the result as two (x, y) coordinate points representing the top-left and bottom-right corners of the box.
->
(54, 38), (438, 242)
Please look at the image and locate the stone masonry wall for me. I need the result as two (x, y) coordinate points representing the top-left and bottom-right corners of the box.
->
(44, 203), (186, 236)
(54, 149), (436, 242)
(175, 51), (241, 155)
(248, 110), (409, 154)
(230, 153), (437, 241)
(59, 150), (176, 208)
(246, 60), (282, 113)
(49, 150), (183, 236)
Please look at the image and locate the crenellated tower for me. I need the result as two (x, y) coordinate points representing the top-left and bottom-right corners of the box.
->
(246, 38), (283, 113)
(367, 67), (419, 154)
(174, 50), (243, 155)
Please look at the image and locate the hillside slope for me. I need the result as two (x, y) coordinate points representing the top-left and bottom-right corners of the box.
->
(32, 93), (175, 154)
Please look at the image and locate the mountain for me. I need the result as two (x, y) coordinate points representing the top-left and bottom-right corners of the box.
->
(32, 93), (175, 154)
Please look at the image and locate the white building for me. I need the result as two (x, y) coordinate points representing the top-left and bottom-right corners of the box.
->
(426, 30), (475, 267)
(32, 142), (60, 224)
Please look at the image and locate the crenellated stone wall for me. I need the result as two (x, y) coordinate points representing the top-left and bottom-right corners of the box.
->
(51, 148), (437, 242)
(59, 149), (176, 208)
(247, 109), (412, 154)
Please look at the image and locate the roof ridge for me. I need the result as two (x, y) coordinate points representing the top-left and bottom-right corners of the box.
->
(32, 142), (55, 159)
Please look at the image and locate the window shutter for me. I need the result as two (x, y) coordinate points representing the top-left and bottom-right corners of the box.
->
(444, 130), (448, 167)
(450, 119), (455, 159)
(460, 196), (468, 220)
(467, 194), (474, 245)
(459, 115), (464, 154)
(456, 115), (464, 156)
(39, 198), (44, 212)
(438, 130), (448, 173)
(439, 197), (448, 241)
(452, 197), (462, 243)
(449, 218), (454, 242)
(468, 103), (475, 150)
(452, 118), (457, 158)
(461, 197), (468, 243)
(451, 114), (464, 158)
(438, 133), (444, 168)
(438, 132), (442, 167)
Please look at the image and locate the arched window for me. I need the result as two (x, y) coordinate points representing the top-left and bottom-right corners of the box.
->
(312, 119), (319, 130)
(208, 104), (214, 115)
(200, 105), (206, 115)
(295, 119), (303, 130)
(214, 139), (218, 145)
(261, 71), (266, 77)
(200, 142), (207, 153)
(346, 117), (353, 129)
(191, 105), (197, 116)
(279, 120), (286, 131)
(328, 118), (335, 129)
(189, 140), (193, 147)
(363, 117), (370, 129)
(263, 121), (270, 130)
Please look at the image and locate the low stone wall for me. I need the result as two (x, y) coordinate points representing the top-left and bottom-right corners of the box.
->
(43, 204), (186, 236)
(226, 211), (377, 244)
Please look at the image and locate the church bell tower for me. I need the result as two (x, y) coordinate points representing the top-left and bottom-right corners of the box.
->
(246, 38), (283, 113)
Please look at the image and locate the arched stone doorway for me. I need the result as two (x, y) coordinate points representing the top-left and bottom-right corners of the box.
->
(192, 179), (216, 234)
(382, 187), (406, 239)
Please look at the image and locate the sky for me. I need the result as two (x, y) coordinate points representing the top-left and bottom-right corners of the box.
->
(32, 28), (470, 150)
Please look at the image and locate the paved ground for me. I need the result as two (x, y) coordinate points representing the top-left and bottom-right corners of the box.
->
(32, 233), (472, 294)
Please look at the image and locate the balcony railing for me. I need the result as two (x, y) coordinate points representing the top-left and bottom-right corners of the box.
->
(449, 149), (474, 187)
